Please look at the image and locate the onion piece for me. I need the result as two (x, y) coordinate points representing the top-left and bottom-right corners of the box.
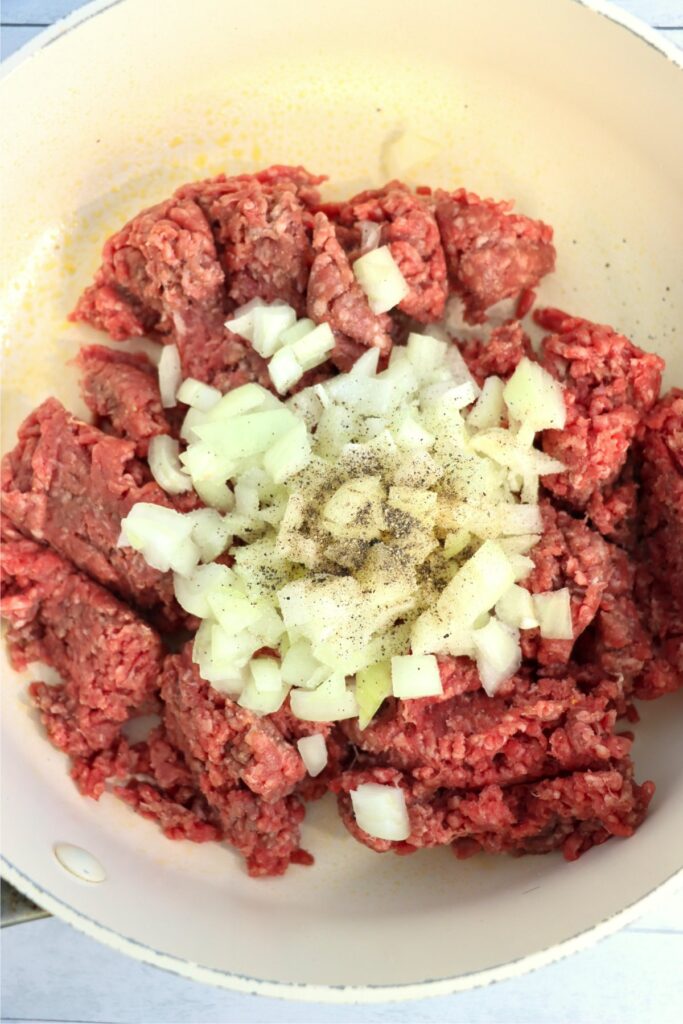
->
(187, 508), (231, 562)
(148, 435), (193, 495)
(250, 656), (283, 693)
(238, 677), (289, 715)
(297, 734), (328, 777)
(158, 344), (182, 408)
(356, 662), (392, 729)
(291, 322), (335, 372)
(224, 297), (266, 341)
(391, 654), (443, 699)
(290, 673), (358, 722)
(192, 477), (234, 513)
(251, 302), (297, 358)
(120, 503), (199, 575)
(472, 616), (522, 696)
(359, 220), (382, 253)
(176, 377), (222, 411)
(350, 783), (410, 842)
(435, 539), (515, 626)
(281, 318), (316, 346)
(173, 562), (236, 617)
(533, 588), (573, 639)
(503, 357), (567, 431)
(352, 245), (409, 314)
(467, 376), (505, 430)
(281, 638), (326, 689)
(495, 584), (539, 630)
(269, 345), (304, 394)
(263, 420), (312, 484)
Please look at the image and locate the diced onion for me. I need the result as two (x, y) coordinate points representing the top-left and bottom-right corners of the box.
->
(251, 302), (297, 358)
(353, 245), (409, 314)
(281, 318), (316, 346)
(533, 588), (573, 639)
(187, 508), (231, 562)
(176, 377), (222, 411)
(269, 345), (304, 394)
(291, 322), (335, 371)
(192, 477), (235, 513)
(504, 358), (567, 431)
(391, 654), (443, 699)
(120, 502), (199, 575)
(158, 344), (182, 408)
(350, 783), (410, 842)
(468, 376), (505, 430)
(250, 657), (283, 693)
(495, 584), (539, 630)
(263, 421), (312, 484)
(472, 616), (522, 696)
(290, 673), (358, 722)
(356, 662), (392, 729)
(148, 435), (193, 495)
(225, 297), (266, 341)
(238, 677), (289, 715)
(173, 562), (235, 617)
(297, 734), (328, 777)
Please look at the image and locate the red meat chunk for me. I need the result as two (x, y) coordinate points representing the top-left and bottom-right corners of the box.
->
(336, 182), (448, 323)
(457, 320), (534, 386)
(634, 389), (683, 698)
(178, 166), (323, 314)
(1, 398), (181, 626)
(307, 212), (393, 371)
(77, 345), (170, 456)
(334, 764), (653, 861)
(536, 309), (663, 507)
(343, 662), (631, 792)
(71, 167), (324, 393)
(154, 646), (309, 875)
(160, 646), (305, 803)
(435, 189), (556, 324)
(0, 525), (162, 787)
(520, 501), (614, 671)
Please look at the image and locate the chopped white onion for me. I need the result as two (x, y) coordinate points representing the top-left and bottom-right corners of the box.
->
(225, 297), (266, 341)
(148, 435), (193, 495)
(268, 345), (304, 394)
(176, 377), (222, 411)
(297, 734), (328, 777)
(173, 562), (235, 617)
(504, 358), (567, 431)
(187, 508), (231, 562)
(533, 588), (573, 639)
(192, 477), (235, 513)
(391, 654), (443, 699)
(290, 322), (335, 371)
(251, 302), (297, 358)
(472, 616), (522, 696)
(290, 673), (358, 722)
(467, 376), (505, 430)
(495, 584), (539, 630)
(352, 245), (409, 314)
(158, 344), (182, 408)
(350, 783), (410, 842)
(120, 502), (199, 575)
(281, 318), (316, 346)
(263, 421), (311, 484)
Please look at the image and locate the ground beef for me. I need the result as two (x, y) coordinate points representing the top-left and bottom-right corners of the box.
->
(0, 523), (162, 791)
(457, 320), (534, 386)
(307, 212), (393, 371)
(1, 398), (182, 626)
(335, 182), (448, 323)
(585, 459), (639, 549)
(160, 645), (305, 803)
(334, 763), (653, 861)
(178, 166), (323, 314)
(633, 390), (683, 698)
(520, 501), (613, 671)
(77, 345), (170, 456)
(536, 308), (663, 508)
(434, 189), (556, 324)
(342, 661), (631, 793)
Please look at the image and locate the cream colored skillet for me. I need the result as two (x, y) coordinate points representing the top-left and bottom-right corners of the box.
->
(1, 0), (682, 1002)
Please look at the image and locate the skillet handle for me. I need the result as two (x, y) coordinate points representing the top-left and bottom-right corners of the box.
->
(1, 879), (50, 927)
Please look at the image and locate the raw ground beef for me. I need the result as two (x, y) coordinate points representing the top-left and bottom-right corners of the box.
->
(434, 189), (556, 324)
(2, 167), (680, 877)
(77, 345), (170, 456)
(335, 182), (448, 323)
(307, 212), (393, 371)
(0, 519), (162, 795)
(536, 308), (663, 508)
(1, 398), (184, 628)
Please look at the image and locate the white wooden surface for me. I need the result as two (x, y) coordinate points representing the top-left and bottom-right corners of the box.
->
(1, 3), (682, 1022)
